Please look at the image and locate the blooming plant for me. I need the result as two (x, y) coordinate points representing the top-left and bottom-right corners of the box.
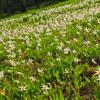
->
(0, 0), (100, 99)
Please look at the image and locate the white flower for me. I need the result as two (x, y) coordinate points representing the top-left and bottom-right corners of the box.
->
(48, 52), (51, 56)
(73, 50), (77, 54)
(95, 68), (100, 75)
(8, 44), (15, 50)
(27, 59), (33, 65)
(94, 68), (100, 83)
(74, 58), (81, 63)
(97, 19), (100, 24)
(92, 59), (97, 64)
(66, 41), (71, 44)
(56, 58), (61, 61)
(93, 30), (97, 35)
(38, 69), (43, 73)
(77, 32), (80, 35)
(62, 32), (66, 37)
(57, 45), (63, 51)
(0, 37), (3, 43)
(64, 48), (70, 54)
(85, 28), (89, 32)
(19, 86), (27, 91)
(73, 38), (78, 42)
(18, 49), (22, 53)
(83, 41), (90, 45)
(6, 49), (12, 53)
(41, 84), (49, 93)
(96, 43), (99, 47)
(7, 52), (16, 58)
(54, 37), (58, 42)
(0, 71), (4, 80)
(77, 25), (83, 30)
(46, 32), (51, 36)
(28, 76), (36, 82)
(64, 69), (69, 74)
(22, 60), (26, 64)
(9, 59), (16, 66)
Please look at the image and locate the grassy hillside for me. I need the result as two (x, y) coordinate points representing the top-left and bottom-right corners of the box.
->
(0, 0), (100, 99)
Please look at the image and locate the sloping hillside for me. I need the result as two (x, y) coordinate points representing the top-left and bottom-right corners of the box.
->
(0, 0), (100, 99)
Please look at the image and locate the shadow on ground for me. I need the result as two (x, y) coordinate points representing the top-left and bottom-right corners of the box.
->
(0, 1), (59, 20)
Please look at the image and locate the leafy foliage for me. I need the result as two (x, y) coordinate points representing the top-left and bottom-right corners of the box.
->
(0, 0), (100, 99)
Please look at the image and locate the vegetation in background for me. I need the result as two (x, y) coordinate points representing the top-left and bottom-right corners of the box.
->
(0, 0), (66, 18)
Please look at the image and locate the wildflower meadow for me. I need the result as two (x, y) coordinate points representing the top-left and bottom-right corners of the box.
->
(0, 0), (100, 99)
